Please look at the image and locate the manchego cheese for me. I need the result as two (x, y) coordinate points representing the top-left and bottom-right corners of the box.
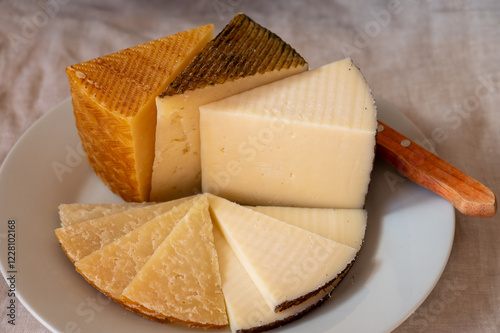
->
(58, 202), (152, 227)
(121, 195), (227, 328)
(66, 24), (214, 202)
(56, 194), (366, 331)
(248, 206), (367, 251)
(214, 226), (336, 333)
(150, 13), (307, 202)
(207, 194), (357, 312)
(214, 205), (366, 332)
(74, 197), (199, 304)
(200, 58), (377, 209)
(54, 196), (191, 262)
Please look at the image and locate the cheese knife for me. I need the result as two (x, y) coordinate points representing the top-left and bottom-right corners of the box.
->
(376, 120), (497, 218)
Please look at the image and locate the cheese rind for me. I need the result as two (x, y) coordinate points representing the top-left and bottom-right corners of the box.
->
(207, 194), (357, 312)
(200, 58), (377, 208)
(66, 24), (214, 202)
(150, 13), (307, 202)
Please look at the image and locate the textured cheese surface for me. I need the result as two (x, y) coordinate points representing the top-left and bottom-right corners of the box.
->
(58, 202), (152, 227)
(66, 24), (214, 202)
(248, 206), (367, 251)
(200, 58), (377, 208)
(213, 227), (335, 333)
(121, 195), (227, 328)
(54, 197), (190, 262)
(150, 13), (307, 202)
(207, 194), (356, 311)
(74, 197), (199, 302)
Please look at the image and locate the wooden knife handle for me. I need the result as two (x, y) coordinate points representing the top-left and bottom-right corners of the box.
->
(376, 120), (497, 218)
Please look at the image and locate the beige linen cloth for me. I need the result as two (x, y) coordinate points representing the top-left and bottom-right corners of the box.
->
(1, 0), (499, 332)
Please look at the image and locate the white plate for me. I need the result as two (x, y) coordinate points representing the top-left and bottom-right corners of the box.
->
(0, 97), (455, 333)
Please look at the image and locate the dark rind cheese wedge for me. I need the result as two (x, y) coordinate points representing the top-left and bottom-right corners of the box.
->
(150, 13), (308, 202)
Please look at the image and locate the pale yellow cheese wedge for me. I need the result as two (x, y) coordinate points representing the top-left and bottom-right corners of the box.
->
(200, 58), (377, 208)
(66, 24), (214, 202)
(150, 13), (307, 202)
(74, 197), (199, 304)
(121, 195), (227, 328)
(54, 196), (192, 262)
(214, 227), (340, 333)
(58, 202), (152, 227)
(207, 194), (357, 312)
(247, 206), (367, 251)
(217, 206), (365, 332)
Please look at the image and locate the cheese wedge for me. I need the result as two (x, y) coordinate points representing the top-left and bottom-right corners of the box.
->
(54, 196), (192, 262)
(207, 194), (357, 312)
(247, 206), (366, 251)
(216, 207), (366, 332)
(150, 13), (307, 202)
(66, 24), (214, 202)
(74, 197), (199, 305)
(121, 195), (227, 328)
(58, 202), (152, 227)
(200, 58), (377, 208)
(214, 226), (339, 333)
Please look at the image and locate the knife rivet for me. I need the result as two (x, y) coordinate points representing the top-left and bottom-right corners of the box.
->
(401, 139), (411, 147)
(377, 124), (385, 132)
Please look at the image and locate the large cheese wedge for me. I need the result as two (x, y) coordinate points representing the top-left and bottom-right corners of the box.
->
(66, 24), (214, 202)
(207, 194), (357, 312)
(54, 196), (193, 262)
(214, 226), (337, 333)
(150, 13), (307, 202)
(121, 195), (227, 328)
(74, 197), (199, 305)
(200, 58), (377, 208)
(58, 202), (152, 227)
(248, 206), (366, 251)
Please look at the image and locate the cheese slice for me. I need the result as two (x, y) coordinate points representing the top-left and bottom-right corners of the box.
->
(247, 206), (366, 251)
(54, 196), (193, 262)
(74, 197), (199, 305)
(200, 58), (377, 208)
(214, 226), (340, 333)
(58, 202), (152, 227)
(121, 195), (227, 328)
(150, 13), (307, 202)
(66, 24), (214, 202)
(216, 206), (366, 332)
(207, 194), (357, 312)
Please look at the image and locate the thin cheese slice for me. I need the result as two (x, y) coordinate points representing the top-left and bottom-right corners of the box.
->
(54, 196), (193, 262)
(150, 13), (307, 202)
(58, 202), (152, 227)
(66, 24), (214, 202)
(207, 194), (357, 312)
(214, 227), (340, 333)
(200, 58), (377, 208)
(247, 206), (367, 251)
(121, 195), (227, 328)
(74, 197), (199, 304)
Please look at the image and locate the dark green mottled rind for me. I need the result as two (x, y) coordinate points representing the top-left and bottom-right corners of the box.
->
(159, 13), (307, 97)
